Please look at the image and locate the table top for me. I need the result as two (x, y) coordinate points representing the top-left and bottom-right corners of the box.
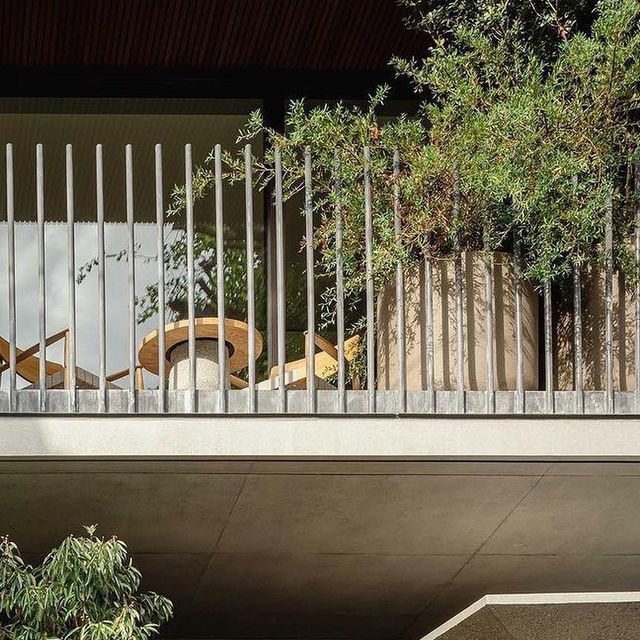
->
(138, 317), (264, 375)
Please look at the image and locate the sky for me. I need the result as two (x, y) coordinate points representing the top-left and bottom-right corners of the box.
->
(0, 222), (161, 389)
(0, 107), (269, 391)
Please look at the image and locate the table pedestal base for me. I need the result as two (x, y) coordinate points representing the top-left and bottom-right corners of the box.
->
(168, 339), (229, 390)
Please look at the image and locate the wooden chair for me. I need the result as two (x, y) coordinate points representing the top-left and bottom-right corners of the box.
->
(257, 333), (361, 390)
(104, 365), (145, 390)
(0, 330), (67, 386)
(0, 330), (141, 390)
(230, 374), (249, 389)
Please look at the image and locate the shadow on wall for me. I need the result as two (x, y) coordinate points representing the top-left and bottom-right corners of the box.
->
(377, 251), (540, 391)
(554, 267), (637, 391)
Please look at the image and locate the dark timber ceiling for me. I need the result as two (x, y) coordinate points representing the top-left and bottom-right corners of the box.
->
(0, 0), (425, 72)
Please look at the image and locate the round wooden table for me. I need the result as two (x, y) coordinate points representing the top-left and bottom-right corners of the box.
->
(138, 317), (263, 389)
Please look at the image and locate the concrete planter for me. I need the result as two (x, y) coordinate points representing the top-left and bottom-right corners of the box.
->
(377, 251), (539, 391)
(554, 267), (636, 391)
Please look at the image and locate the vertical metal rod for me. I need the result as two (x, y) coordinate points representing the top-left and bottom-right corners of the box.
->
(185, 144), (196, 411)
(36, 145), (47, 412)
(454, 255), (465, 412)
(424, 252), (435, 413)
(453, 170), (465, 413)
(635, 160), (640, 413)
(96, 144), (107, 413)
(266, 204), (276, 371)
(334, 155), (346, 413)
(125, 145), (137, 413)
(363, 146), (376, 413)
(513, 230), (524, 413)
(393, 149), (406, 413)
(571, 175), (583, 414)
(214, 144), (227, 413)
(544, 281), (554, 413)
(65, 144), (77, 411)
(605, 190), (614, 413)
(6, 144), (16, 411)
(483, 231), (495, 414)
(245, 144), (257, 413)
(304, 147), (316, 413)
(155, 144), (166, 413)
(573, 264), (584, 414)
(274, 148), (287, 412)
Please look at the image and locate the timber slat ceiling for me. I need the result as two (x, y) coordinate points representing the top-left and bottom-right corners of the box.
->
(0, 0), (425, 71)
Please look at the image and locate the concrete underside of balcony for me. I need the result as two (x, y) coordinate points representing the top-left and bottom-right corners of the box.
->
(2, 415), (640, 639)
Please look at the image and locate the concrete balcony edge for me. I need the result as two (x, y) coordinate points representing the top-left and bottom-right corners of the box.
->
(3, 413), (640, 460)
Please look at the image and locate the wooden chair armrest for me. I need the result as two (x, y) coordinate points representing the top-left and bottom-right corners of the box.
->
(0, 329), (68, 373)
(106, 368), (128, 382)
(302, 332), (363, 388)
(230, 374), (249, 389)
(107, 365), (145, 390)
(304, 331), (339, 361)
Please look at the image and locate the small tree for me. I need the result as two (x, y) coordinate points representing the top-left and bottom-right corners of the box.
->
(0, 526), (172, 640)
(393, 0), (640, 284)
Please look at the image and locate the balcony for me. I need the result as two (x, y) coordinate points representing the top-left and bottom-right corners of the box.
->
(1, 138), (639, 418)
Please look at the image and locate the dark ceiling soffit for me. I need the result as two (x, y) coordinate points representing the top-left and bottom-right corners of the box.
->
(0, 1), (425, 74)
(0, 68), (418, 101)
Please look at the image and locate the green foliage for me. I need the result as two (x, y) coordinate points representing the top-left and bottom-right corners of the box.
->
(221, 0), (640, 300)
(76, 0), (639, 380)
(392, 0), (640, 282)
(397, 0), (595, 58)
(224, 85), (431, 326)
(76, 225), (268, 329)
(0, 526), (172, 640)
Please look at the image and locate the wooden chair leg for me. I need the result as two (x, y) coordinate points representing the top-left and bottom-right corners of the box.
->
(135, 366), (144, 390)
(63, 330), (70, 390)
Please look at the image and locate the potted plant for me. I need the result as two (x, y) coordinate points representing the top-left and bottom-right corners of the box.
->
(387, 0), (640, 392)
(212, 81), (539, 391)
(532, 0), (640, 391)
(138, 0), (640, 393)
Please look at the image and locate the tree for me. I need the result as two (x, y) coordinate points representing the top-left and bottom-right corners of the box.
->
(0, 526), (172, 640)
(393, 0), (640, 282)
(396, 0), (596, 60)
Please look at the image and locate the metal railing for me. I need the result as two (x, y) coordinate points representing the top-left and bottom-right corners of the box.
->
(1, 143), (640, 415)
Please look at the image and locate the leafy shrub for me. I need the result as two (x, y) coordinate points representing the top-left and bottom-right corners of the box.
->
(0, 526), (172, 640)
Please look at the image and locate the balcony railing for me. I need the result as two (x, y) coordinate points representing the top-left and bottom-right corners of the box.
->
(1, 142), (639, 415)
